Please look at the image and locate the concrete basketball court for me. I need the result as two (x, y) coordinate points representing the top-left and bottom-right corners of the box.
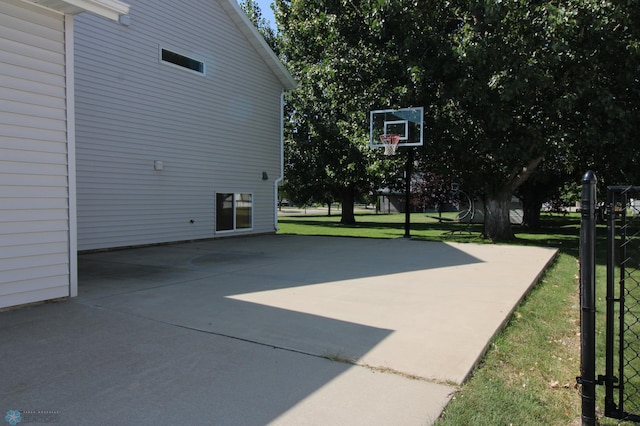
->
(0, 235), (557, 425)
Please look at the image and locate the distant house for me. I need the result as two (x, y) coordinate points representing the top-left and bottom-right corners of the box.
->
(0, 0), (295, 309)
(378, 189), (524, 225)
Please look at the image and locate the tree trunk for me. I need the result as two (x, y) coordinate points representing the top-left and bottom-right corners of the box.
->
(340, 187), (356, 224)
(483, 190), (514, 241)
(521, 195), (543, 229)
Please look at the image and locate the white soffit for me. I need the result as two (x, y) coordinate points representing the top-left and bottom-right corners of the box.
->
(21, 0), (130, 21)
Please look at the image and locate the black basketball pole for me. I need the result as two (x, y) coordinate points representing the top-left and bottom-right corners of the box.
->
(579, 170), (597, 426)
(404, 148), (414, 238)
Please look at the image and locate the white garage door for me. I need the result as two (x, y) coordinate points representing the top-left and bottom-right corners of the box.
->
(0, 0), (71, 309)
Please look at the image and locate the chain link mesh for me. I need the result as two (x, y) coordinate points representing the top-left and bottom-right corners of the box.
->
(619, 189), (640, 416)
(604, 187), (640, 420)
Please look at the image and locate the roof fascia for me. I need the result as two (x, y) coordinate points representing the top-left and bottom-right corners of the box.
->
(21, 0), (130, 21)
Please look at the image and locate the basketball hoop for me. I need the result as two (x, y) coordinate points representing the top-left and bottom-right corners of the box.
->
(380, 134), (401, 156)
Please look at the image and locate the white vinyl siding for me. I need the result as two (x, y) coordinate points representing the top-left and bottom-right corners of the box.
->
(74, 0), (284, 250)
(0, 0), (70, 308)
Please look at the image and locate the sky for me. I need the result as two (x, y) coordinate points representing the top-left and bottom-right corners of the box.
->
(254, 0), (276, 29)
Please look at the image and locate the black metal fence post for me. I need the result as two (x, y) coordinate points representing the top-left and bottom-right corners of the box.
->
(404, 148), (414, 238)
(579, 170), (597, 425)
(604, 187), (617, 417)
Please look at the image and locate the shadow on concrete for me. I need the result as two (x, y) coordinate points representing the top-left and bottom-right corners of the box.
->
(2, 235), (550, 425)
(78, 235), (483, 296)
(0, 301), (388, 425)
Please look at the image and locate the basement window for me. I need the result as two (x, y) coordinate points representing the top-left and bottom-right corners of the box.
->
(161, 48), (205, 74)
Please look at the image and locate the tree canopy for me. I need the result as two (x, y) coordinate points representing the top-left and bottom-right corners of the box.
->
(239, 0), (278, 52)
(275, 1), (382, 222)
(253, 0), (640, 240)
(275, 0), (458, 223)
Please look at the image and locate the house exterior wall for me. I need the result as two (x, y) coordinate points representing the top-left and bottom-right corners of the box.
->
(73, 0), (285, 251)
(0, 0), (70, 308)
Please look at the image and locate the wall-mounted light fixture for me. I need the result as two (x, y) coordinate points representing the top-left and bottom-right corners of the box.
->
(154, 161), (164, 171)
(262, 171), (269, 180)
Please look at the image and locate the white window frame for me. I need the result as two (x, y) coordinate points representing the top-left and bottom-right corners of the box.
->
(215, 192), (253, 233)
(159, 46), (205, 75)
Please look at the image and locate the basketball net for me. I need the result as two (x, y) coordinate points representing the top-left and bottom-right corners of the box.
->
(380, 134), (401, 156)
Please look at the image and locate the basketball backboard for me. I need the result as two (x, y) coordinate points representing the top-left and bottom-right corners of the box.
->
(369, 107), (424, 148)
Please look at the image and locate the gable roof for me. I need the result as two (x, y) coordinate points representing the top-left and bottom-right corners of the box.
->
(218, 0), (296, 90)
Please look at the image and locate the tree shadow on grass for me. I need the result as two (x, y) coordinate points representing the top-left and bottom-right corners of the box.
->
(279, 212), (611, 264)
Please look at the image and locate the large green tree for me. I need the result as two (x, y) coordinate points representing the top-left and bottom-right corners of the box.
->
(276, 0), (572, 238)
(276, 1), (383, 223)
(433, 0), (575, 239)
(430, 0), (640, 239)
(567, 0), (640, 186)
(272, 0), (640, 238)
(275, 0), (456, 224)
(514, 0), (640, 227)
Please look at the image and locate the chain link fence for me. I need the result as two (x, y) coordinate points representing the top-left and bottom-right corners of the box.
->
(603, 186), (640, 421)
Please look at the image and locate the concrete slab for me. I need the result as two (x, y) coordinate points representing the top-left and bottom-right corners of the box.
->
(0, 302), (452, 425)
(0, 235), (557, 425)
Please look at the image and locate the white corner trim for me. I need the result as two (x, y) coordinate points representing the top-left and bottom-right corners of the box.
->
(65, 15), (78, 298)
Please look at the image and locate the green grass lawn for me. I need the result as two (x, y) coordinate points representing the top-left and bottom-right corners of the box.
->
(277, 210), (638, 425)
